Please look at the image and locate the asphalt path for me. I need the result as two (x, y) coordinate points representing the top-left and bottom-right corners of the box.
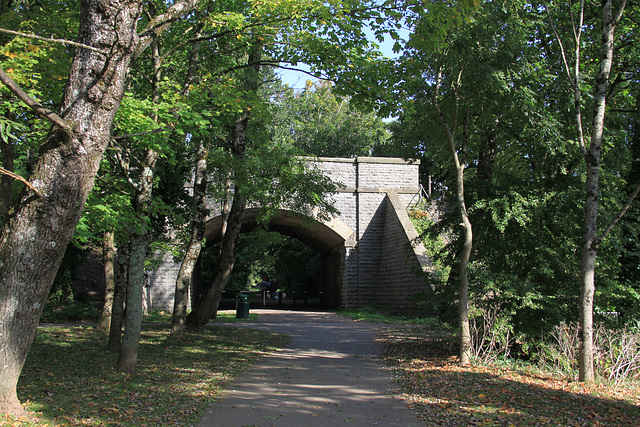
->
(197, 310), (422, 427)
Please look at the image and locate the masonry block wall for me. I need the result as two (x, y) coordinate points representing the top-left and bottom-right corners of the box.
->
(374, 193), (435, 313)
(146, 252), (181, 310)
(146, 156), (432, 312)
(301, 157), (428, 310)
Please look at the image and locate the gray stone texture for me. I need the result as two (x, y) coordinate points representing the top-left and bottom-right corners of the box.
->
(374, 193), (435, 312)
(146, 157), (434, 312)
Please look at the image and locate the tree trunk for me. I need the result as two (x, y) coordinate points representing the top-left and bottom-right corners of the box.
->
(108, 241), (129, 353)
(193, 183), (247, 327)
(171, 139), (208, 339)
(98, 229), (116, 333)
(0, 0), (143, 416)
(116, 27), (168, 370)
(578, 0), (623, 383)
(455, 161), (473, 365)
(117, 148), (159, 374)
(170, 29), (208, 338)
(184, 171), (230, 322)
(187, 45), (260, 327)
(117, 230), (146, 373)
(0, 133), (13, 221)
(221, 173), (232, 249)
(191, 108), (251, 328)
(432, 68), (473, 365)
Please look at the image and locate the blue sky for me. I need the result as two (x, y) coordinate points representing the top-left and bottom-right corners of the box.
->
(276, 27), (407, 90)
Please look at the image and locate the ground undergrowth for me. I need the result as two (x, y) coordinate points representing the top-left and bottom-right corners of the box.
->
(380, 326), (640, 426)
(5, 324), (289, 427)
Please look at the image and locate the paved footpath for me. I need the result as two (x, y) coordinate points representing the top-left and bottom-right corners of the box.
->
(197, 310), (423, 427)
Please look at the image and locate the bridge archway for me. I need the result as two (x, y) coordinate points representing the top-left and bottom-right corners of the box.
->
(201, 208), (356, 308)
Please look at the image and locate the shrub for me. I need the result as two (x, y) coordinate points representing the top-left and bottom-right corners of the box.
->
(40, 301), (101, 323)
(533, 322), (579, 378)
(533, 322), (640, 384)
(469, 302), (514, 364)
(48, 269), (74, 305)
(595, 326), (640, 385)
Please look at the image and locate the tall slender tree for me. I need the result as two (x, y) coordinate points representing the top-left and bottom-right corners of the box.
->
(171, 138), (208, 339)
(545, 0), (629, 382)
(431, 68), (473, 364)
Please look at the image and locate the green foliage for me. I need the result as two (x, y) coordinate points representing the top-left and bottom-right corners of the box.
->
(380, 1), (640, 363)
(409, 211), (451, 290)
(469, 300), (515, 364)
(270, 80), (390, 157)
(263, 0), (386, 80)
(0, 5), (76, 106)
(270, 235), (323, 296)
(45, 243), (85, 306)
(46, 269), (73, 306)
(41, 245), (102, 323)
(0, 115), (23, 143)
(40, 301), (100, 323)
(200, 229), (324, 296)
(0, 9), (75, 217)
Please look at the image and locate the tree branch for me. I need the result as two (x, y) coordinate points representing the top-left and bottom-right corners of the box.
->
(0, 166), (42, 197)
(544, 0), (588, 157)
(573, 0), (588, 157)
(595, 180), (640, 248)
(111, 128), (167, 140)
(107, 143), (140, 193)
(0, 27), (108, 55)
(0, 67), (74, 135)
(136, 0), (201, 57)
(613, 0), (627, 26)
(542, 0), (576, 87)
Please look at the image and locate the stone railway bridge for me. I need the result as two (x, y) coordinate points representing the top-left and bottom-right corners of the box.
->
(147, 157), (435, 311)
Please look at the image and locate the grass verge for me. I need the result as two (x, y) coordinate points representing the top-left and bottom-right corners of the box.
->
(337, 305), (439, 326)
(380, 326), (640, 426)
(142, 310), (260, 323)
(9, 324), (289, 426)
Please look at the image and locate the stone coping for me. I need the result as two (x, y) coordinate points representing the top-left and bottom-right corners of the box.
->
(303, 156), (420, 165)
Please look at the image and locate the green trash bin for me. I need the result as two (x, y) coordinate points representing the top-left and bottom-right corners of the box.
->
(236, 294), (250, 319)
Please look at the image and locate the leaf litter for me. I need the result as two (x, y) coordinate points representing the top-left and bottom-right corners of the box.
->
(9, 325), (289, 426)
(379, 326), (640, 426)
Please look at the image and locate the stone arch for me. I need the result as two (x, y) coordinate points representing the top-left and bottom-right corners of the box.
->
(202, 208), (356, 308)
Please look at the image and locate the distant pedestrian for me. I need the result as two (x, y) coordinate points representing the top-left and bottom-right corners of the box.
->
(257, 279), (269, 291)
(256, 278), (269, 300)
(269, 278), (278, 300)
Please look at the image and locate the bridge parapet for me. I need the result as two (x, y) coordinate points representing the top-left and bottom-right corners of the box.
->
(202, 156), (422, 230)
(308, 156), (419, 193)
